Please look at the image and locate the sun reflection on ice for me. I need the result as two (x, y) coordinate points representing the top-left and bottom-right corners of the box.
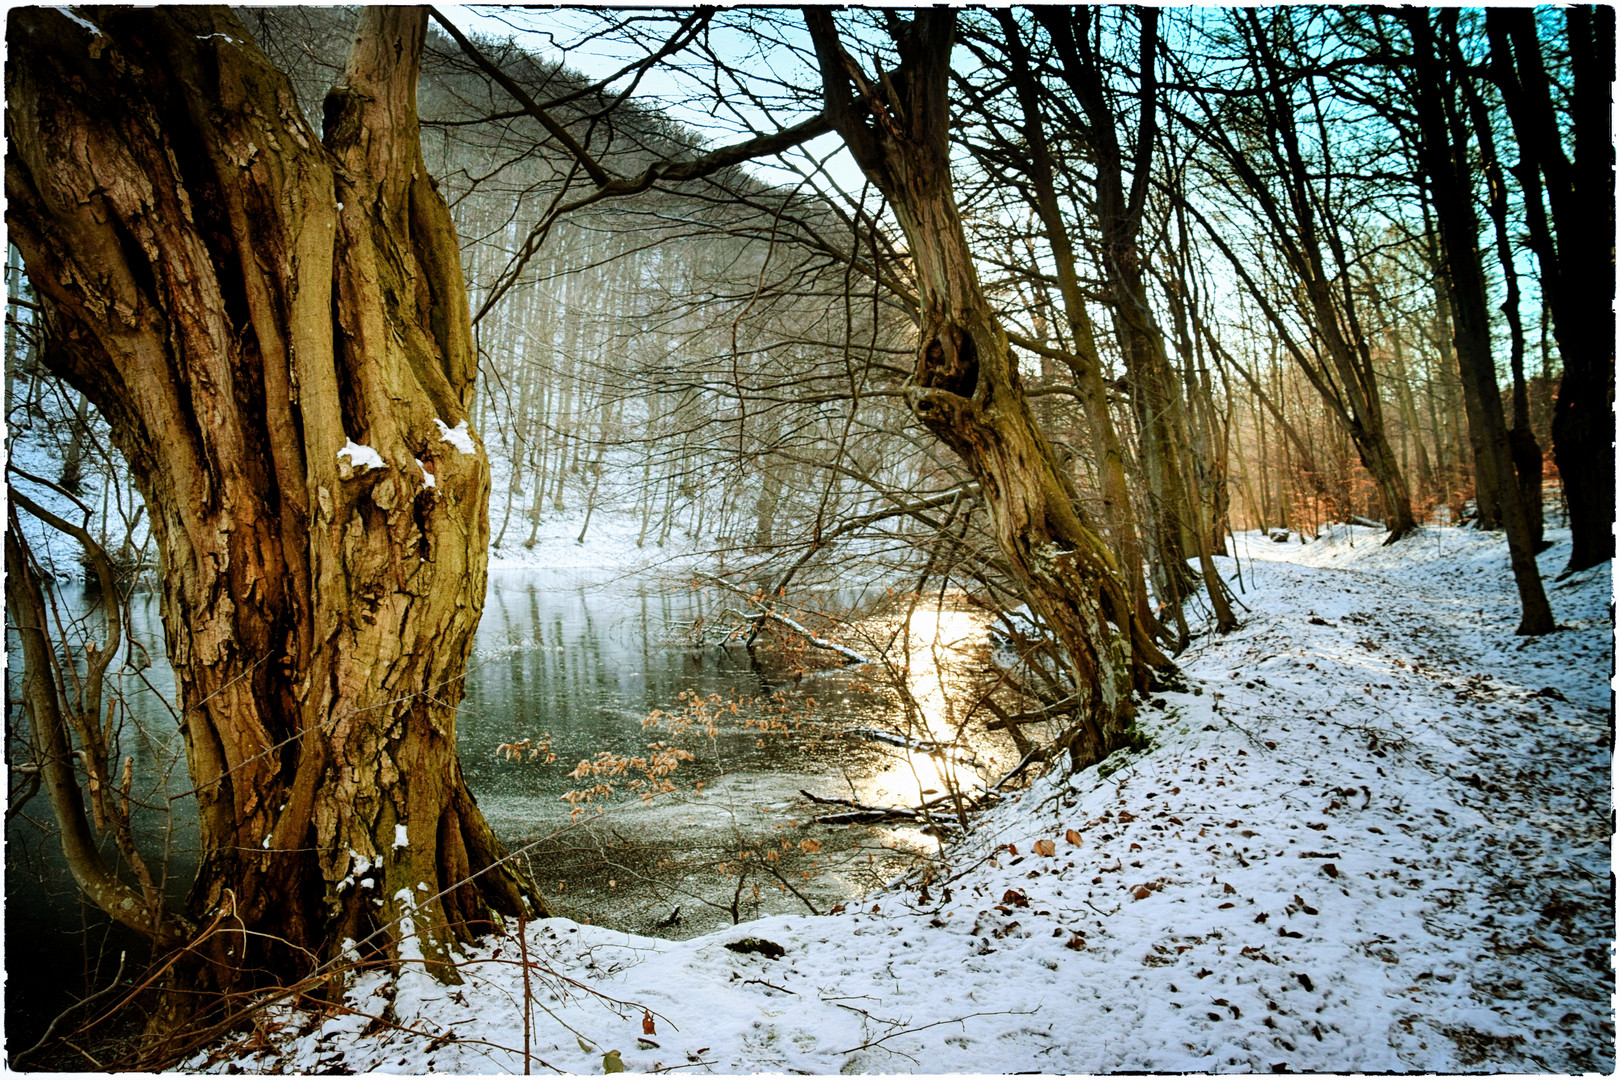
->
(855, 604), (997, 812)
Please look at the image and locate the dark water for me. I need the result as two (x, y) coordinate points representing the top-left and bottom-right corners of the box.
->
(5, 586), (185, 1061)
(6, 570), (1012, 1055)
(460, 571), (797, 819)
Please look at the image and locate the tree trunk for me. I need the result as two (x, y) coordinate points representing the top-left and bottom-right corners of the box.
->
(1037, 8), (1204, 631)
(1554, 5), (1614, 566)
(1424, 288), (1472, 516)
(1177, 13), (1418, 543)
(1447, 40), (1546, 550)
(1485, 8), (1613, 571)
(754, 463), (785, 550)
(1171, 305), (1239, 632)
(1404, 10), (1554, 635)
(1385, 317), (1437, 503)
(990, 11), (1165, 645)
(7, 512), (195, 954)
(806, 10), (1171, 770)
(5, 5), (545, 1020)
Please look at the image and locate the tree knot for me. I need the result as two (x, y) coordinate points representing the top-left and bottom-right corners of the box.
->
(917, 322), (978, 398)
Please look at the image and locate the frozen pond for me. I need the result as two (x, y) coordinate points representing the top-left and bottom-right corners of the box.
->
(459, 569), (1015, 937)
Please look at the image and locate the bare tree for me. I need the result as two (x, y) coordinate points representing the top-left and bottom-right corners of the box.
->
(1171, 8), (1419, 542)
(1400, 9), (1555, 634)
(803, 9), (1173, 768)
(1485, 7), (1614, 574)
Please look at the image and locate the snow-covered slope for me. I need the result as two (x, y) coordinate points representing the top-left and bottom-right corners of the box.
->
(485, 506), (707, 575)
(191, 525), (1613, 1074)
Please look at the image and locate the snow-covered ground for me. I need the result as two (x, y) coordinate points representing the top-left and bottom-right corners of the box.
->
(192, 524), (1613, 1074)
(486, 506), (707, 576)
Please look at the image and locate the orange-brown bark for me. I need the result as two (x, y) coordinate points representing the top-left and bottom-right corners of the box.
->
(5, 5), (544, 1008)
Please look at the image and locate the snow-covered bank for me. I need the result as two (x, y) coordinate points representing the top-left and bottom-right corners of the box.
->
(486, 508), (707, 576)
(192, 525), (1613, 1074)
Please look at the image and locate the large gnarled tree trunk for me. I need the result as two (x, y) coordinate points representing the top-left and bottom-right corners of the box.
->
(805, 10), (1171, 769)
(6, 4), (543, 1015)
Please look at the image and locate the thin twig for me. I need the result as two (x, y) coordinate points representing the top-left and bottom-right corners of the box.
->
(834, 1008), (1033, 1054)
(518, 916), (532, 1075)
(741, 977), (798, 995)
(13, 950), (127, 1066)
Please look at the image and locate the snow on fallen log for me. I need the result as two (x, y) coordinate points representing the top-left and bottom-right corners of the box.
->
(761, 609), (872, 664)
(798, 788), (957, 826)
(846, 725), (947, 753)
(693, 572), (873, 665)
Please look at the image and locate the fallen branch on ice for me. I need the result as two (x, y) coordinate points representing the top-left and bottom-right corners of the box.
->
(798, 788), (958, 826)
(694, 573), (873, 664)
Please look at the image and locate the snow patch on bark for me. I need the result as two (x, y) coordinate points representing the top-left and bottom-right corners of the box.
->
(434, 418), (476, 455)
(53, 8), (101, 35)
(337, 440), (386, 473)
(335, 848), (375, 892)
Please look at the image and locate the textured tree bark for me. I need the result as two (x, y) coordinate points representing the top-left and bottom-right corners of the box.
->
(805, 10), (1172, 769)
(5, 4), (545, 1012)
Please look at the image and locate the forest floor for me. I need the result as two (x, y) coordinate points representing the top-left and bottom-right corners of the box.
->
(193, 524), (1613, 1075)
